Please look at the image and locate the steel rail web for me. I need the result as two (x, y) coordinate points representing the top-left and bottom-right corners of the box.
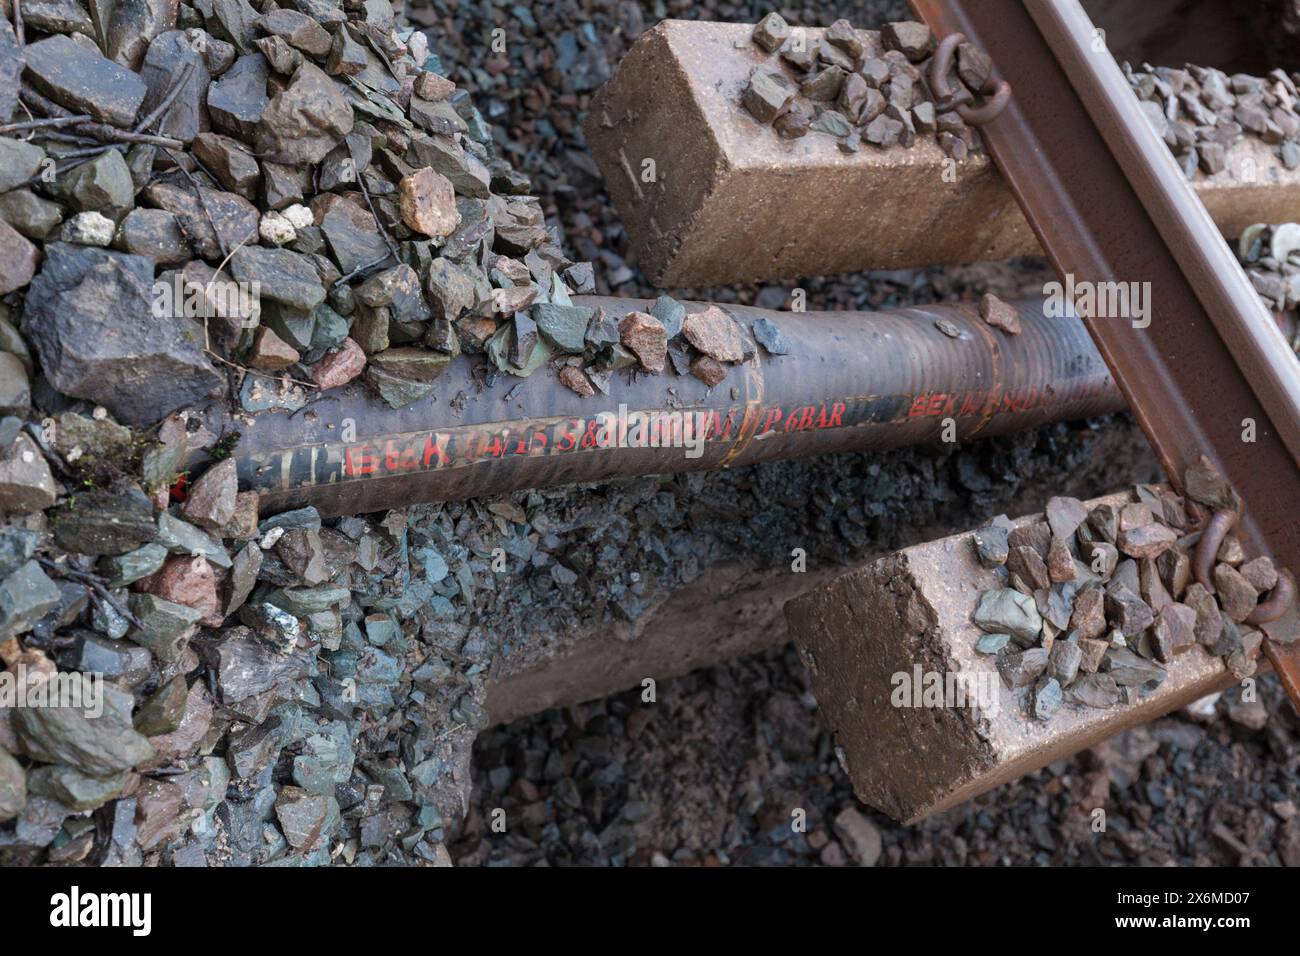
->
(913, 0), (1300, 706)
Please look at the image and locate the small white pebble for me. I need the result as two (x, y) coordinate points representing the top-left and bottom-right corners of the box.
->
(281, 203), (314, 231)
(61, 211), (114, 247)
(259, 211), (296, 246)
(260, 526), (285, 550)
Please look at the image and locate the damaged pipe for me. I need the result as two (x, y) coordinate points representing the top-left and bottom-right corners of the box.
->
(222, 296), (1126, 517)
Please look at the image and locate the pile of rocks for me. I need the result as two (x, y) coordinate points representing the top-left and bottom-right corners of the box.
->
(738, 13), (985, 160)
(0, 0), (630, 418)
(0, 398), (497, 863)
(1126, 61), (1300, 176)
(0, 0), (669, 866)
(970, 460), (1283, 722)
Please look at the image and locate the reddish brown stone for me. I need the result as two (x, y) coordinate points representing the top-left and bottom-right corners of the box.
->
(134, 778), (184, 850)
(414, 71), (456, 101)
(979, 293), (1021, 335)
(248, 325), (300, 371)
(1008, 544), (1050, 592)
(1077, 637), (1109, 673)
(689, 354), (728, 387)
(1046, 536), (1076, 583)
(1239, 556), (1279, 593)
(1139, 557), (1172, 612)
(1119, 502), (1154, 531)
(490, 285), (537, 315)
(1117, 522), (1178, 559)
(1183, 582), (1223, 646)
(139, 555), (221, 625)
(1152, 602), (1197, 662)
(682, 305), (745, 362)
(0, 220), (40, 295)
(399, 167), (460, 237)
(618, 311), (667, 374)
(220, 491), (260, 541)
(1070, 587), (1106, 640)
(181, 458), (238, 532)
(311, 337), (366, 389)
(1214, 563), (1258, 622)
(558, 365), (595, 397)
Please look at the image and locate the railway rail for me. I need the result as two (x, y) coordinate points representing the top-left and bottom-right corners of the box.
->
(912, 0), (1300, 708)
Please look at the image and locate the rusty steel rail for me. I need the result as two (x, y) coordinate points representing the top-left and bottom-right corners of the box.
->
(914, 0), (1300, 704)
(222, 296), (1123, 517)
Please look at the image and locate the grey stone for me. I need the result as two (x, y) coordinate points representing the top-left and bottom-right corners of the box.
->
(972, 522), (1009, 568)
(106, 0), (179, 71)
(210, 0), (261, 53)
(321, 200), (389, 275)
(256, 9), (331, 57)
(532, 303), (593, 354)
(366, 347), (449, 408)
(193, 132), (262, 198)
(751, 316), (791, 355)
(157, 512), (233, 568)
(0, 220), (40, 294)
(0, 190), (65, 241)
(0, 21), (21, 123)
(409, 135), (491, 199)
(27, 764), (128, 812)
(975, 632), (1010, 655)
(142, 177), (259, 260)
(14, 677), (154, 775)
(275, 786), (341, 850)
(22, 34), (147, 126)
(0, 138), (47, 194)
(229, 246), (326, 313)
(255, 61), (354, 164)
(207, 53), (269, 139)
(742, 71), (795, 124)
(1106, 585), (1155, 637)
(996, 646), (1049, 688)
(139, 30), (210, 142)
(99, 543), (169, 588)
(0, 560), (61, 636)
(751, 12), (790, 53)
(128, 592), (202, 661)
(1047, 638), (1083, 685)
(70, 634), (152, 683)
(51, 485), (158, 556)
(116, 208), (190, 264)
(200, 627), (301, 703)
(0, 433), (57, 514)
(1102, 646), (1168, 687)
(134, 675), (190, 736)
(23, 244), (223, 423)
(972, 588), (1042, 643)
(1032, 676), (1062, 721)
(1071, 673), (1121, 708)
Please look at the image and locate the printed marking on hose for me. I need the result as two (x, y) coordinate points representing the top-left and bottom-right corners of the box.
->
(236, 380), (1111, 494)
